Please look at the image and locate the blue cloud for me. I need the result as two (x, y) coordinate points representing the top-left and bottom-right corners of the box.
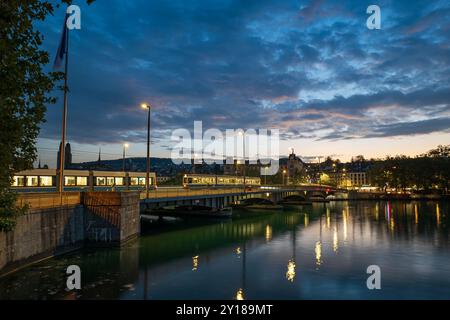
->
(37, 0), (450, 147)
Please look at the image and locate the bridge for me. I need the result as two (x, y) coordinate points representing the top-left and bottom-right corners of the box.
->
(140, 184), (347, 209)
(16, 184), (348, 211)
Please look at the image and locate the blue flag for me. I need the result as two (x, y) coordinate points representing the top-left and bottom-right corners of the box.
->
(53, 14), (69, 70)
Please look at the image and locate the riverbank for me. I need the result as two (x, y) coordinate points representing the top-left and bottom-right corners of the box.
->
(0, 192), (140, 277)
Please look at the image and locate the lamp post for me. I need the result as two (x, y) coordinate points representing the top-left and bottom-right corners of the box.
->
(238, 131), (246, 190)
(283, 169), (287, 186)
(264, 166), (268, 185)
(141, 103), (151, 199)
(122, 143), (129, 172)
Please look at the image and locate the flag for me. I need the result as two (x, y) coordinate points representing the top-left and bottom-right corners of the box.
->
(53, 13), (69, 70)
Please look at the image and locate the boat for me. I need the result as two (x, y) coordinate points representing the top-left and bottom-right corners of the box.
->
(280, 200), (313, 209)
(232, 198), (283, 211)
(309, 196), (330, 203)
(146, 205), (232, 218)
(141, 214), (182, 223)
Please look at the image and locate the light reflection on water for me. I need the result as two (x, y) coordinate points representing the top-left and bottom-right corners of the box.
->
(0, 201), (449, 300)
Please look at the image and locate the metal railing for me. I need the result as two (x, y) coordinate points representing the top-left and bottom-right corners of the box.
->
(139, 187), (249, 200)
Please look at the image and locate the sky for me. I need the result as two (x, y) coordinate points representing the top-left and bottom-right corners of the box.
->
(36, 0), (450, 167)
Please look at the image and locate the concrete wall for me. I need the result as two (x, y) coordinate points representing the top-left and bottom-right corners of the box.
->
(0, 191), (141, 276)
(119, 192), (140, 242)
(0, 205), (85, 275)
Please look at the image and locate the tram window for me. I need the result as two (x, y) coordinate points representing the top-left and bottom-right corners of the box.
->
(139, 178), (146, 185)
(188, 178), (193, 183)
(107, 177), (115, 185)
(96, 177), (106, 186)
(77, 177), (87, 186)
(65, 176), (76, 186)
(13, 176), (25, 187)
(149, 178), (153, 185)
(39, 176), (53, 187)
(130, 177), (138, 186)
(26, 176), (39, 187)
(115, 177), (124, 186)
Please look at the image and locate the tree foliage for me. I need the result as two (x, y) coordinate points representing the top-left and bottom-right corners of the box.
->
(367, 145), (450, 193)
(0, 0), (60, 231)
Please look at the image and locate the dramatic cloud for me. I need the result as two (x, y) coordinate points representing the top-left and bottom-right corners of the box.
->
(38, 0), (450, 150)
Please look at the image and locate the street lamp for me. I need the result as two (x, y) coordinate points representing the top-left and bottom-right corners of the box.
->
(283, 169), (287, 186)
(141, 103), (151, 199)
(238, 131), (246, 190)
(122, 143), (129, 172)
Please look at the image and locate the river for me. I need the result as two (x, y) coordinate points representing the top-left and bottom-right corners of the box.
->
(0, 200), (449, 300)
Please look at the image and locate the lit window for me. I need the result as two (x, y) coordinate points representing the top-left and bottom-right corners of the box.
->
(139, 177), (146, 185)
(26, 176), (39, 187)
(96, 177), (106, 186)
(13, 176), (25, 187)
(106, 177), (115, 185)
(77, 177), (87, 186)
(39, 176), (53, 187)
(115, 177), (124, 186)
(65, 176), (76, 186)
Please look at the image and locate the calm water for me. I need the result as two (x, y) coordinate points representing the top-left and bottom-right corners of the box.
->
(1, 201), (449, 300)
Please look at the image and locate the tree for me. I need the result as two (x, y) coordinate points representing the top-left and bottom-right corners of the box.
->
(1, 0), (95, 231)
(0, 0), (63, 231)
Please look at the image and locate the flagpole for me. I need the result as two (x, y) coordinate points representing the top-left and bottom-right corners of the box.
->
(59, 25), (69, 204)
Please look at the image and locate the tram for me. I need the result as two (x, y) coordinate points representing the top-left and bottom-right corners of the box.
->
(11, 169), (156, 192)
(182, 174), (261, 188)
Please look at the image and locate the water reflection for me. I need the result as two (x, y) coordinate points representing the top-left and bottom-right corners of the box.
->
(315, 241), (322, 268)
(236, 288), (244, 300)
(265, 225), (272, 242)
(0, 201), (449, 300)
(286, 259), (296, 282)
(192, 256), (199, 271)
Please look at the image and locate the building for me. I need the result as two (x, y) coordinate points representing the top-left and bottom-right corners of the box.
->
(56, 142), (72, 169)
(348, 172), (368, 187)
(286, 149), (304, 181)
(330, 171), (368, 188)
(223, 159), (261, 177)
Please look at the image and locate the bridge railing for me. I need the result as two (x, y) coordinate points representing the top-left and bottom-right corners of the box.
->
(140, 187), (248, 200)
(16, 192), (82, 210)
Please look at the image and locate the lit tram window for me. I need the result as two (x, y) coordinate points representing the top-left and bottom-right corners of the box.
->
(77, 177), (88, 186)
(13, 176), (25, 187)
(96, 177), (106, 186)
(65, 176), (76, 186)
(131, 177), (146, 186)
(106, 177), (115, 186)
(115, 177), (124, 186)
(26, 176), (39, 187)
(39, 176), (53, 187)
